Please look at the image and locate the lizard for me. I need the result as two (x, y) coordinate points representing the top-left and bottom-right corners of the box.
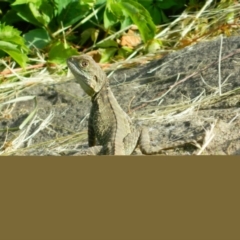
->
(67, 54), (197, 155)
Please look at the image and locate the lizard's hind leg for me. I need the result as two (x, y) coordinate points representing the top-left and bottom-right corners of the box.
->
(138, 127), (163, 155)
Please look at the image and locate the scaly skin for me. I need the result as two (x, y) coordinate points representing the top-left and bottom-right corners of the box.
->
(67, 54), (195, 155)
(67, 54), (139, 155)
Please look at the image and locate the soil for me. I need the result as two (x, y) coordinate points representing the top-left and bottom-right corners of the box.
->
(1, 35), (240, 155)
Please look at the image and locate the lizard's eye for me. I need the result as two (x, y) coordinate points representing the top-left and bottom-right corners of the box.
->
(80, 60), (89, 68)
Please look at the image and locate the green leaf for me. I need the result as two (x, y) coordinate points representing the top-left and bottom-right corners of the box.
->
(23, 28), (50, 49)
(150, 7), (163, 25)
(0, 24), (28, 67)
(119, 0), (156, 43)
(11, 0), (53, 28)
(58, 1), (90, 27)
(54, 0), (72, 15)
(1, 9), (23, 25)
(156, 0), (186, 10)
(139, 0), (186, 10)
(120, 16), (132, 29)
(11, 4), (43, 27)
(0, 46), (28, 68)
(29, 2), (49, 26)
(118, 46), (133, 58)
(104, 7), (118, 29)
(11, 0), (41, 6)
(104, 0), (127, 29)
(48, 42), (79, 65)
(96, 39), (118, 48)
(81, 0), (96, 8)
(96, 0), (106, 5)
(106, 0), (123, 18)
(79, 28), (99, 46)
(139, 0), (186, 24)
(0, 25), (27, 50)
(99, 47), (117, 63)
(0, 41), (19, 51)
(139, 2), (163, 25)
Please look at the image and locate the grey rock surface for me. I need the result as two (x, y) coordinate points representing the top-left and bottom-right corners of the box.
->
(1, 35), (240, 155)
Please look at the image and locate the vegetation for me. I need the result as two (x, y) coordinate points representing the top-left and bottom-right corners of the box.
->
(0, 0), (238, 72)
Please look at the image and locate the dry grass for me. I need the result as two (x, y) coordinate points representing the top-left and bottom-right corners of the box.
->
(1, 1), (240, 155)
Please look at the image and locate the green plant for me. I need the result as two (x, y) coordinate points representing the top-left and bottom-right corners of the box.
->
(0, 23), (28, 67)
(1, 0), (175, 65)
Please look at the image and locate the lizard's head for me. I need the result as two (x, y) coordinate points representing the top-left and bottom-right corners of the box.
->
(67, 55), (107, 97)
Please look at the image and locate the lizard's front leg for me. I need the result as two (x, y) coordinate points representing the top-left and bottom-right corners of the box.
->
(73, 113), (103, 155)
(88, 113), (96, 147)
